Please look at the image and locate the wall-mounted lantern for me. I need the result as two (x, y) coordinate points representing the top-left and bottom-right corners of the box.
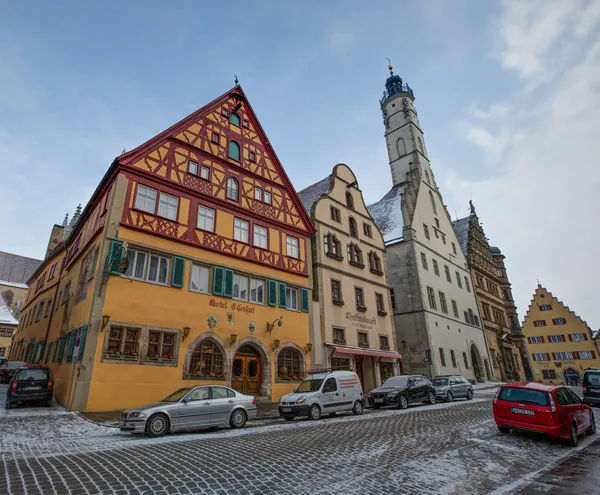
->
(101, 315), (111, 332)
(230, 333), (238, 348)
(182, 326), (191, 342)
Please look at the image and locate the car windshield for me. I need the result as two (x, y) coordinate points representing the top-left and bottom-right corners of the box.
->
(498, 387), (549, 406)
(584, 371), (600, 387)
(160, 388), (194, 402)
(16, 369), (48, 381)
(382, 376), (409, 388)
(296, 379), (323, 393)
(432, 378), (449, 386)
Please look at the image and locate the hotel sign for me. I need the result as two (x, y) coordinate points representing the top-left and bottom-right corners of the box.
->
(345, 312), (376, 330)
(209, 299), (255, 314)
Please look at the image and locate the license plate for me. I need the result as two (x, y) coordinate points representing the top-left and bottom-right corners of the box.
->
(281, 408), (291, 413)
(512, 407), (535, 416)
(374, 399), (384, 404)
(23, 386), (41, 391)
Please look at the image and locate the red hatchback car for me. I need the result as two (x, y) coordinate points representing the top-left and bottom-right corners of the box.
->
(493, 382), (596, 446)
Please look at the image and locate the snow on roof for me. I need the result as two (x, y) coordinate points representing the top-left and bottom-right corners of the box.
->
(297, 176), (333, 215)
(451, 216), (470, 256)
(367, 183), (405, 244)
(0, 301), (18, 326)
(0, 279), (29, 290)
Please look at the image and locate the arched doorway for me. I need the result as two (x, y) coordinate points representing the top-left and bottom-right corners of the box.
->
(232, 344), (262, 395)
(470, 344), (483, 382)
(563, 367), (581, 386)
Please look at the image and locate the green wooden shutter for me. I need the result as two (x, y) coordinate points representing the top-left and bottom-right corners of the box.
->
(171, 257), (185, 288)
(109, 240), (123, 275)
(66, 330), (77, 362)
(212, 267), (224, 295)
(278, 282), (287, 308)
(78, 325), (88, 359)
(37, 341), (46, 363)
(301, 288), (309, 313)
(268, 280), (278, 306)
(52, 339), (59, 362)
(224, 269), (234, 298)
(58, 335), (67, 362)
(45, 343), (52, 364)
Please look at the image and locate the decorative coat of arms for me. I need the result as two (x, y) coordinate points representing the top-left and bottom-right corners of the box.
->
(226, 313), (234, 326)
(207, 315), (218, 330)
(248, 322), (256, 334)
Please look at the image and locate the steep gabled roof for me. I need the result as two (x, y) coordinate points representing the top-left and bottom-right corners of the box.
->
(367, 183), (405, 244)
(298, 176), (333, 215)
(451, 216), (470, 256)
(0, 251), (42, 286)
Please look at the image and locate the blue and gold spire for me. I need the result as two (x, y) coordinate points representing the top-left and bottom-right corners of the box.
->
(380, 60), (413, 105)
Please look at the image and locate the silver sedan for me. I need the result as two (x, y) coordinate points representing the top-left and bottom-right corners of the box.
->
(118, 385), (257, 437)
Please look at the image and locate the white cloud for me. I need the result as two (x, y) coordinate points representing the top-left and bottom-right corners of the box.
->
(467, 103), (511, 120)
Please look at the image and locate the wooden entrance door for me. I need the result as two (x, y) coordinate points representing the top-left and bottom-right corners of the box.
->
(355, 360), (364, 389)
(231, 349), (262, 395)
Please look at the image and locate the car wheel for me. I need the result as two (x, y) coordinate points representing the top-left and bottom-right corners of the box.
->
(498, 426), (510, 434)
(146, 413), (169, 438)
(309, 404), (321, 420)
(352, 401), (363, 416)
(446, 391), (453, 402)
(284, 417), (294, 422)
(230, 409), (247, 429)
(586, 413), (596, 435)
(466, 389), (474, 400)
(398, 395), (408, 410)
(427, 391), (436, 405)
(567, 423), (578, 446)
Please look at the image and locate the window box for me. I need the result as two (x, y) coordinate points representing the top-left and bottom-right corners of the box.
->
(332, 299), (345, 306)
(146, 353), (177, 364)
(326, 252), (344, 261)
(333, 339), (346, 345)
(349, 260), (365, 269)
(377, 310), (388, 316)
(358, 342), (369, 348)
(278, 375), (303, 381)
(380, 345), (390, 351)
(370, 268), (384, 276)
(189, 370), (227, 380)
(356, 305), (367, 312)
(104, 350), (138, 361)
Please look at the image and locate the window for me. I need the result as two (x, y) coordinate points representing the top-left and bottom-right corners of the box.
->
(190, 264), (210, 293)
(253, 225), (268, 249)
(249, 151), (256, 162)
(423, 224), (430, 240)
(264, 191), (272, 205)
(227, 178), (239, 201)
(250, 278), (265, 304)
(529, 336), (544, 344)
(125, 249), (169, 285)
(233, 274), (249, 300)
(331, 280), (342, 304)
(554, 351), (574, 360)
(277, 348), (303, 380)
(441, 234), (446, 245)
(330, 206), (341, 222)
(243, 119), (249, 128)
(429, 191), (437, 215)
(451, 300), (459, 318)
(333, 328), (345, 344)
(390, 288), (396, 310)
(323, 377), (338, 392)
(482, 304), (491, 320)
(435, 219), (440, 230)
(540, 304), (552, 311)
(553, 318), (567, 325)
(135, 184), (157, 213)
(444, 265), (451, 283)
(197, 206), (216, 232)
(439, 291), (448, 314)
(349, 217), (358, 238)
(254, 188), (262, 201)
(463, 352), (469, 369)
(234, 218), (249, 243)
(347, 244), (363, 266)
(368, 252), (382, 274)
(230, 112), (240, 126)
(286, 236), (299, 258)
(189, 339), (224, 377)
(286, 287), (298, 310)
(396, 137), (406, 156)
(376, 293), (385, 314)
(455, 272), (462, 288)
(324, 234), (342, 258)
(212, 132), (220, 143)
(549, 335), (564, 343)
(358, 332), (369, 347)
(355, 287), (365, 310)
(464, 277), (471, 292)
(346, 191), (354, 209)
(533, 353), (549, 361)
(464, 311), (469, 324)
(432, 259), (440, 276)
(200, 165), (210, 180)
(450, 350), (457, 368)
(44, 299), (53, 317)
(542, 370), (557, 379)
(189, 161), (198, 175)
(229, 141), (240, 160)
(380, 335), (390, 350)
(502, 289), (509, 300)
(452, 242), (457, 255)
(439, 348), (446, 366)
(363, 223), (372, 237)
(49, 262), (58, 280)
(331, 358), (350, 370)
(579, 351), (594, 360)
(571, 333), (586, 342)
(427, 286), (436, 310)
(468, 308), (475, 325)
(534, 320), (547, 327)
(476, 275), (484, 287)
(147, 254), (170, 284)
(423, 170), (430, 184)
(107, 326), (140, 357)
(35, 303), (43, 322)
(221, 108), (228, 116)
(147, 331), (176, 359)
(421, 252), (428, 270)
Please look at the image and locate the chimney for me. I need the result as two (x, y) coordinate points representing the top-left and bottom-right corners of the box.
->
(46, 224), (65, 258)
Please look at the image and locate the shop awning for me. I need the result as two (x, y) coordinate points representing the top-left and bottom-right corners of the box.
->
(328, 344), (402, 360)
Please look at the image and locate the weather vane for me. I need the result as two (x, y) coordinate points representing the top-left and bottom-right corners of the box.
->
(387, 58), (393, 74)
(234, 73), (238, 85)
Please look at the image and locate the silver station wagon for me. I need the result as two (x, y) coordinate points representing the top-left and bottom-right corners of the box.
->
(119, 385), (257, 437)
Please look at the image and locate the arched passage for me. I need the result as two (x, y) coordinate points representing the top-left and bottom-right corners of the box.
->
(470, 344), (483, 382)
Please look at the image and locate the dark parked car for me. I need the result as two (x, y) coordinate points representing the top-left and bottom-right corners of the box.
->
(432, 375), (474, 402)
(583, 368), (600, 406)
(0, 358), (6, 367)
(0, 361), (25, 384)
(368, 375), (436, 409)
(5, 364), (53, 409)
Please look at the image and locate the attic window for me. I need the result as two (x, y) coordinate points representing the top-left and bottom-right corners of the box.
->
(243, 119), (249, 128)
(249, 151), (256, 162)
(221, 108), (228, 116)
(230, 113), (241, 127)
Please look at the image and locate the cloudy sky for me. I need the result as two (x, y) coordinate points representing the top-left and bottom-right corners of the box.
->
(0, 0), (598, 327)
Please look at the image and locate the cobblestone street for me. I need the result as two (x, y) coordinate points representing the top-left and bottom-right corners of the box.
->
(0, 385), (598, 495)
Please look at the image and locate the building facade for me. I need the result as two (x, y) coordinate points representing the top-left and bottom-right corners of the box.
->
(10, 85), (315, 411)
(0, 250), (42, 318)
(452, 203), (526, 381)
(523, 284), (600, 385)
(368, 66), (491, 381)
(0, 301), (18, 357)
(299, 164), (401, 392)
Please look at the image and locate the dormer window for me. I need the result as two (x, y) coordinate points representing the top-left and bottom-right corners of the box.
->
(230, 112), (241, 127)
(229, 141), (240, 161)
(346, 191), (354, 210)
(349, 217), (358, 238)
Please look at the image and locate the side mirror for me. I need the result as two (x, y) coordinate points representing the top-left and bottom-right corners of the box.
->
(182, 396), (191, 403)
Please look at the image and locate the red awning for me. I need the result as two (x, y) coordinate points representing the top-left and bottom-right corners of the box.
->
(330, 345), (402, 360)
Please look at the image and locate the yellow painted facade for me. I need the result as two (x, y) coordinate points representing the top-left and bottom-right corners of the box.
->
(10, 85), (314, 411)
(523, 284), (600, 385)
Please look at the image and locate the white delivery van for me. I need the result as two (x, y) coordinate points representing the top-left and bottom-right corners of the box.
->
(278, 369), (364, 421)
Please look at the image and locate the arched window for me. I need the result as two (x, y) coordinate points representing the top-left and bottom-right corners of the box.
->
(348, 244), (363, 266)
(189, 339), (224, 378)
(278, 347), (303, 380)
(325, 234), (341, 258)
(230, 112), (241, 127)
(429, 191), (437, 215)
(346, 191), (354, 210)
(424, 170), (430, 184)
(349, 217), (358, 238)
(369, 252), (382, 273)
(229, 140), (240, 161)
(227, 177), (239, 201)
(396, 137), (406, 156)
(417, 137), (424, 153)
